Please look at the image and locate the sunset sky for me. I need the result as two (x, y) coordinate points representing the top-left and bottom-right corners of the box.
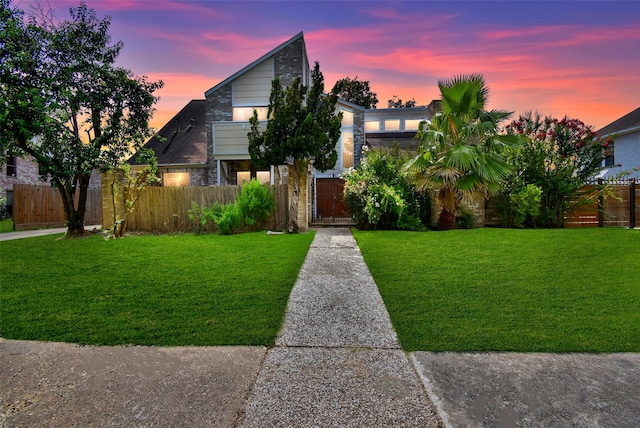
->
(30, 0), (640, 131)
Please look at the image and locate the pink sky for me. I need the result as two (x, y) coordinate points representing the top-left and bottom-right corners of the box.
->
(39, 0), (640, 131)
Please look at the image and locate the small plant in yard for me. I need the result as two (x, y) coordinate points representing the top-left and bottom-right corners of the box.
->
(188, 179), (276, 235)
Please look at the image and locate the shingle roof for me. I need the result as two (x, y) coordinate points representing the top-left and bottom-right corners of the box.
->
(596, 107), (640, 137)
(130, 100), (207, 166)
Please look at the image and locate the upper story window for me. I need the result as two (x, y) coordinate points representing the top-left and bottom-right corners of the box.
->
(384, 119), (400, 131)
(365, 121), (380, 131)
(233, 107), (268, 122)
(341, 110), (354, 126)
(404, 119), (423, 131)
(6, 156), (16, 177)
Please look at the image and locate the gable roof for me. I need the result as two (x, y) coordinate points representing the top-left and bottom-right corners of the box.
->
(130, 99), (207, 166)
(597, 107), (640, 137)
(204, 32), (305, 97)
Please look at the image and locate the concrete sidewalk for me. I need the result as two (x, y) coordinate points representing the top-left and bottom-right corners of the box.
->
(0, 225), (102, 241)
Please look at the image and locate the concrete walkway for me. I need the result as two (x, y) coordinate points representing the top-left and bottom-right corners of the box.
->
(0, 225), (101, 241)
(238, 228), (440, 427)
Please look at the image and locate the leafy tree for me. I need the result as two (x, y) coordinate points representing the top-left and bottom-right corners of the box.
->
(504, 112), (606, 227)
(0, 1), (163, 237)
(331, 76), (378, 108)
(248, 62), (342, 233)
(387, 95), (424, 109)
(407, 74), (519, 230)
(342, 147), (429, 230)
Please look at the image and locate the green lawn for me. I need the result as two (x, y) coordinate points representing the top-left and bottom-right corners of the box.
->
(1, 231), (315, 346)
(0, 218), (13, 233)
(354, 228), (640, 353)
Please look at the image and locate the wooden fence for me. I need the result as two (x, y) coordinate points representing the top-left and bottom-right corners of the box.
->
(12, 184), (102, 230)
(103, 183), (289, 233)
(564, 179), (638, 228)
(486, 180), (639, 228)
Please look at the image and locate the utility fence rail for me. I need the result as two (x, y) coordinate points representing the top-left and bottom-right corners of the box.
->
(102, 180), (289, 234)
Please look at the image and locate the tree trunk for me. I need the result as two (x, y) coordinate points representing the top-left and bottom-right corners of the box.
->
(437, 208), (456, 230)
(288, 158), (301, 233)
(57, 175), (90, 237)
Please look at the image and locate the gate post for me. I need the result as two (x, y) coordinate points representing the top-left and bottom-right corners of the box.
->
(631, 178), (636, 228)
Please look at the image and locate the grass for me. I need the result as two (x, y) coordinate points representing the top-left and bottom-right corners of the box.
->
(1, 231), (315, 346)
(0, 218), (13, 233)
(354, 228), (640, 353)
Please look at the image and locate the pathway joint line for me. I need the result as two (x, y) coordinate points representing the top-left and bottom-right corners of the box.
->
(410, 353), (453, 428)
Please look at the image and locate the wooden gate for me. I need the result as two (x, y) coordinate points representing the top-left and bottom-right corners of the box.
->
(313, 176), (352, 224)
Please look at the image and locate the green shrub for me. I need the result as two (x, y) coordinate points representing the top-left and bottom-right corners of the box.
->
(342, 148), (428, 230)
(236, 179), (276, 228)
(455, 206), (475, 229)
(213, 203), (243, 235)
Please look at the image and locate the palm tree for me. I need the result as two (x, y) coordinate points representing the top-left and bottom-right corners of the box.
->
(408, 74), (519, 230)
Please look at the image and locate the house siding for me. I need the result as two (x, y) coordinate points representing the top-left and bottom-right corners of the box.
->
(602, 131), (640, 179)
(233, 58), (273, 106)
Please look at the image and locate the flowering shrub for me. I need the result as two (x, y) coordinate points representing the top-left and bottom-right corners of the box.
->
(342, 148), (429, 230)
(503, 112), (607, 227)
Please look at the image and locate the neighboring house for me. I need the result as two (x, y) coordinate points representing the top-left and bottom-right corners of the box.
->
(1, 155), (47, 215)
(596, 107), (640, 180)
(132, 31), (438, 228)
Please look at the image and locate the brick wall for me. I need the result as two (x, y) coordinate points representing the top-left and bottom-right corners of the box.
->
(274, 38), (305, 86)
(353, 109), (365, 167)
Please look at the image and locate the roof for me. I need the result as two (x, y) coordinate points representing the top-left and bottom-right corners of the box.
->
(130, 100), (207, 166)
(596, 107), (640, 137)
(204, 32), (305, 97)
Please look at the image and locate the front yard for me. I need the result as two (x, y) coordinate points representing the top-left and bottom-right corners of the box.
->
(354, 228), (640, 353)
(1, 231), (314, 346)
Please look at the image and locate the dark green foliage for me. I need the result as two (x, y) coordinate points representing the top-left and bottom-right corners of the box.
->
(248, 62), (341, 232)
(454, 206), (475, 229)
(343, 148), (429, 230)
(0, 1), (162, 236)
(331, 76), (379, 109)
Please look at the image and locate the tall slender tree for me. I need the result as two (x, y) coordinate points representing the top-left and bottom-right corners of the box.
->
(248, 62), (342, 232)
(0, 1), (162, 236)
(407, 74), (519, 229)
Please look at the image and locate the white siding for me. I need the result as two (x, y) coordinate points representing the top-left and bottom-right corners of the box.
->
(212, 123), (252, 160)
(233, 58), (273, 106)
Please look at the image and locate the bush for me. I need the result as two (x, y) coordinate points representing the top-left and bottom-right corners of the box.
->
(455, 206), (475, 229)
(342, 148), (429, 230)
(188, 180), (276, 235)
(236, 179), (275, 228)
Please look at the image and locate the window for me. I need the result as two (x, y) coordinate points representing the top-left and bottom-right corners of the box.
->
(342, 132), (354, 169)
(341, 110), (354, 126)
(365, 121), (380, 131)
(256, 171), (271, 184)
(384, 119), (400, 131)
(233, 107), (268, 122)
(604, 153), (615, 167)
(237, 171), (251, 184)
(6, 156), (16, 177)
(404, 119), (423, 131)
(163, 172), (190, 187)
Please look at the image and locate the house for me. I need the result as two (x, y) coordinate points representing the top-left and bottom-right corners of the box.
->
(132, 31), (437, 229)
(1, 155), (47, 216)
(129, 99), (209, 186)
(597, 107), (640, 180)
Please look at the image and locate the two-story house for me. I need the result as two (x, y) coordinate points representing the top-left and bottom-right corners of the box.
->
(132, 32), (436, 230)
